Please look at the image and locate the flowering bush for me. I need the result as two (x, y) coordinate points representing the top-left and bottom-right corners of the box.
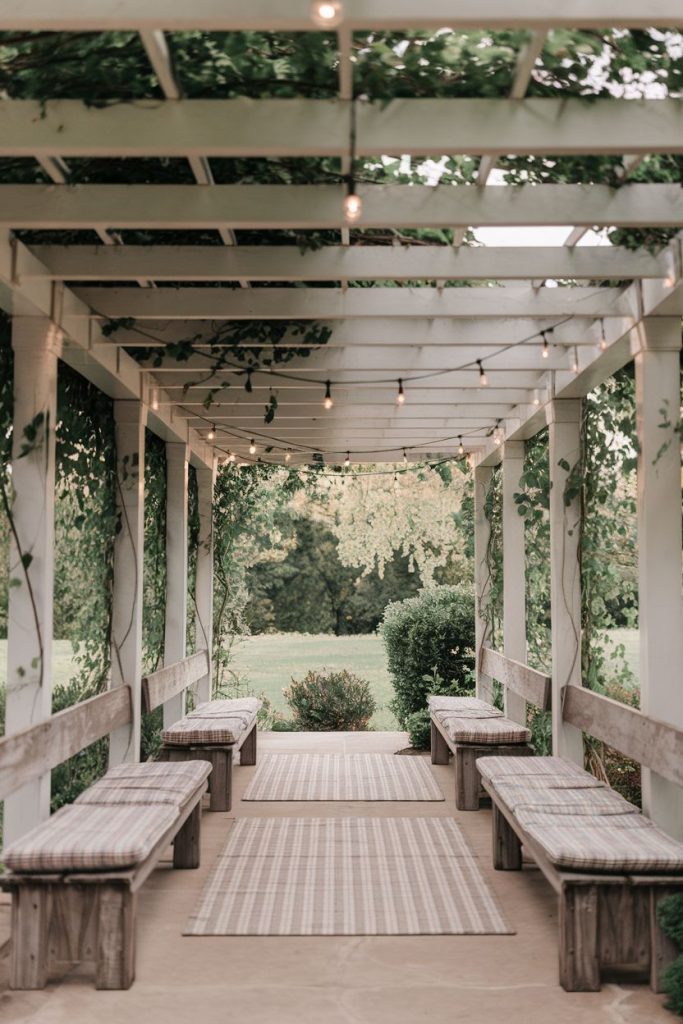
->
(284, 669), (376, 731)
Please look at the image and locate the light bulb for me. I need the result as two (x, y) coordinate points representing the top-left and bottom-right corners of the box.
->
(323, 380), (334, 410)
(458, 437), (464, 456)
(663, 273), (675, 288)
(344, 452), (350, 467)
(285, 451), (291, 463)
(403, 449), (408, 465)
(343, 190), (362, 224)
(571, 347), (579, 374)
(150, 387), (159, 411)
(396, 379), (406, 405)
(533, 390), (541, 407)
(228, 451), (236, 463)
(541, 332), (549, 359)
(249, 439), (257, 455)
(598, 319), (607, 351)
(477, 360), (488, 387)
(310, 0), (343, 27)
(207, 425), (216, 441)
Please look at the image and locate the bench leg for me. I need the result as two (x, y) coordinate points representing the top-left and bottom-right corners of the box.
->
(174, 802), (202, 869)
(559, 884), (600, 992)
(208, 748), (232, 812)
(650, 887), (681, 993)
(455, 747), (481, 810)
(240, 723), (258, 766)
(492, 803), (522, 870)
(96, 887), (136, 990)
(431, 720), (450, 765)
(10, 884), (50, 989)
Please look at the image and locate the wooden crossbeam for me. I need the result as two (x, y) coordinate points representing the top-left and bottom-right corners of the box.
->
(3, 184), (681, 230)
(22, 244), (669, 282)
(1, 1), (681, 31)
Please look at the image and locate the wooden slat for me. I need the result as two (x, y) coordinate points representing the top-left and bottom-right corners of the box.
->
(141, 651), (210, 714)
(562, 685), (683, 789)
(0, 687), (132, 801)
(480, 647), (551, 710)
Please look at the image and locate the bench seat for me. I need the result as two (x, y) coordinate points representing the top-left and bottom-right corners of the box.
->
(479, 754), (683, 992)
(160, 696), (261, 811)
(428, 694), (533, 809)
(76, 760), (212, 807)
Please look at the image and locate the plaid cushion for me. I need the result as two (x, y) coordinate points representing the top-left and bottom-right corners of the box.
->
(76, 760), (211, 807)
(163, 696), (261, 746)
(434, 711), (531, 744)
(3, 804), (178, 873)
(519, 812), (683, 873)
(497, 782), (636, 817)
(477, 755), (587, 786)
(428, 695), (503, 718)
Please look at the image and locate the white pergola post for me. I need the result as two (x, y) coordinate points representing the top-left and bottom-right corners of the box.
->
(634, 317), (683, 839)
(109, 400), (146, 765)
(502, 441), (527, 724)
(474, 464), (494, 703)
(547, 399), (584, 764)
(3, 316), (61, 844)
(194, 462), (216, 703)
(163, 442), (189, 728)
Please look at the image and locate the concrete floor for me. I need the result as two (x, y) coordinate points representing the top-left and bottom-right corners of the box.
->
(0, 731), (674, 1023)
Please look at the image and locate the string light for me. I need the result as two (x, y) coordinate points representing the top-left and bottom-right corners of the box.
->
(323, 380), (334, 410)
(477, 360), (488, 387)
(403, 449), (408, 465)
(458, 437), (464, 456)
(532, 390), (541, 407)
(598, 318), (608, 351)
(571, 347), (580, 374)
(150, 386), (159, 411)
(249, 439), (257, 455)
(228, 451), (236, 463)
(345, 452), (350, 467)
(343, 186), (362, 224)
(541, 331), (549, 359)
(493, 420), (503, 446)
(284, 451), (291, 463)
(663, 273), (675, 288)
(396, 379), (406, 405)
(310, 0), (343, 27)
(207, 424), (216, 441)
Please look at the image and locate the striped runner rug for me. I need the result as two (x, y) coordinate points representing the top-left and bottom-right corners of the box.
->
(242, 753), (444, 802)
(185, 817), (512, 936)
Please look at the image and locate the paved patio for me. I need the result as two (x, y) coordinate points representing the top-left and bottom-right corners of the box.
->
(0, 732), (672, 1024)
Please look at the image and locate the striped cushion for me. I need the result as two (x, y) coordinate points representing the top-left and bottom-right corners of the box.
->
(428, 695), (503, 718)
(189, 698), (261, 719)
(497, 783), (637, 817)
(163, 696), (261, 746)
(76, 760), (211, 807)
(435, 711), (530, 744)
(3, 804), (178, 873)
(477, 755), (587, 785)
(519, 812), (683, 873)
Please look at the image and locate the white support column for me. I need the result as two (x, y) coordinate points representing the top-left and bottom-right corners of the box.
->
(547, 399), (584, 764)
(474, 464), (494, 703)
(163, 442), (189, 728)
(3, 317), (61, 844)
(502, 441), (527, 724)
(109, 400), (146, 765)
(194, 462), (216, 703)
(634, 317), (683, 839)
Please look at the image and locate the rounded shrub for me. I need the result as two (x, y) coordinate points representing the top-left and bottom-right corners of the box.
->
(284, 669), (376, 731)
(380, 585), (475, 728)
(405, 708), (432, 750)
(658, 895), (683, 1017)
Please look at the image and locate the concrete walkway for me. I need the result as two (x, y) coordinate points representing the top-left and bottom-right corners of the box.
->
(0, 732), (673, 1023)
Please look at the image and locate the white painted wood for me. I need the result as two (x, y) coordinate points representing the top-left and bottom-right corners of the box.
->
(634, 317), (683, 840)
(109, 400), (146, 766)
(194, 463), (216, 703)
(546, 399), (584, 765)
(3, 317), (61, 845)
(1, 184), (681, 230)
(139, 29), (180, 100)
(21, 243), (669, 283)
(2, 98), (682, 158)
(162, 442), (189, 729)
(502, 441), (528, 725)
(474, 465), (494, 704)
(0, 4), (681, 32)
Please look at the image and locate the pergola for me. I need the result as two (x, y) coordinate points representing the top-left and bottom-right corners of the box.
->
(0, 0), (682, 886)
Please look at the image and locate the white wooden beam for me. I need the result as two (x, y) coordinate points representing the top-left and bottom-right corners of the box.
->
(3, 184), (680, 230)
(1, 2), (681, 32)
(474, 465), (495, 703)
(74, 285), (632, 320)
(3, 316), (61, 844)
(502, 441), (528, 725)
(547, 398), (584, 765)
(194, 464), (216, 703)
(109, 400), (146, 766)
(634, 318), (683, 840)
(139, 29), (181, 100)
(2, 98), (683, 158)
(22, 243), (669, 282)
(163, 442), (189, 729)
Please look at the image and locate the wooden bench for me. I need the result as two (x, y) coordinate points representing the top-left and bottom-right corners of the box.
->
(429, 649), (551, 810)
(142, 652), (261, 812)
(0, 686), (211, 990)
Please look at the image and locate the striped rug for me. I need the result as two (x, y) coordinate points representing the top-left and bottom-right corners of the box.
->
(185, 817), (512, 936)
(242, 753), (444, 802)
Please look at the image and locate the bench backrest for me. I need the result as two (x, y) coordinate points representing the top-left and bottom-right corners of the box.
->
(562, 684), (683, 789)
(0, 686), (132, 801)
(480, 647), (551, 712)
(141, 650), (210, 714)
